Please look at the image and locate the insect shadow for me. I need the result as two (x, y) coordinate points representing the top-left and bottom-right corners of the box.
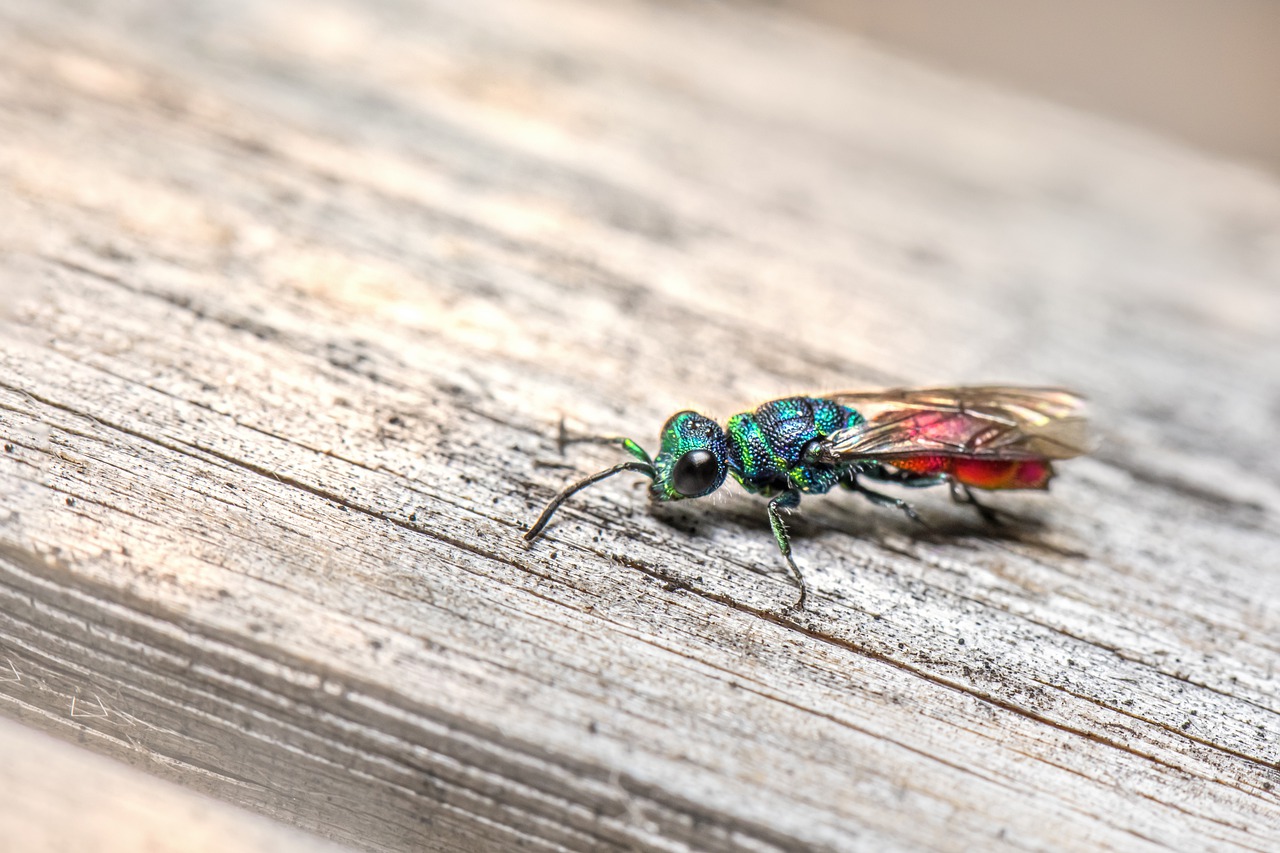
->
(652, 488), (1047, 565)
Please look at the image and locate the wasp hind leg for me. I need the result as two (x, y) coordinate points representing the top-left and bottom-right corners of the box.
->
(950, 481), (1003, 525)
(766, 489), (808, 609)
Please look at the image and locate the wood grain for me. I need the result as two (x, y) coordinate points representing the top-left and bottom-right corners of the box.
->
(0, 716), (347, 852)
(1, 0), (1278, 850)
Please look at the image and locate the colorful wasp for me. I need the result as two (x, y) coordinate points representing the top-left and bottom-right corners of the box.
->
(524, 387), (1088, 608)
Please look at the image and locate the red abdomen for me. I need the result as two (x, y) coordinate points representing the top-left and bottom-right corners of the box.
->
(951, 458), (1053, 490)
(888, 455), (1053, 490)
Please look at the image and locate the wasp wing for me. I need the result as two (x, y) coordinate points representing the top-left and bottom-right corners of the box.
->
(814, 386), (1090, 463)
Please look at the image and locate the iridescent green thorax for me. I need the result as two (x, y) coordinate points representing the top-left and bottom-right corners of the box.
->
(725, 397), (862, 495)
(650, 411), (727, 501)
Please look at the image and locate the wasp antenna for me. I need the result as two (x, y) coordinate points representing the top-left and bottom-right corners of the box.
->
(524, 461), (656, 541)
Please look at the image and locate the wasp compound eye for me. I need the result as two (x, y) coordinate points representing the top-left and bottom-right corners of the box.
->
(672, 449), (719, 496)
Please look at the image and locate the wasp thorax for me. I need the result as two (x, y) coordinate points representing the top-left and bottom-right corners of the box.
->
(651, 411), (727, 501)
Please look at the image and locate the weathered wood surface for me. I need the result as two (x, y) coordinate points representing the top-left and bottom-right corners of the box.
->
(1, 0), (1279, 850)
(0, 715), (347, 852)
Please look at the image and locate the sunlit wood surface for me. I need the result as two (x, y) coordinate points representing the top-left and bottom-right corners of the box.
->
(1, 0), (1278, 850)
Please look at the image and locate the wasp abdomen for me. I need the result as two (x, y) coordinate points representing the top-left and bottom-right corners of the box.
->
(887, 455), (1054, 490)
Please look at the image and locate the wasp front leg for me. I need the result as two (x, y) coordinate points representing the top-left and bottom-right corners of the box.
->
(766, 489), (808, 609)
(556, 418), (654, 465)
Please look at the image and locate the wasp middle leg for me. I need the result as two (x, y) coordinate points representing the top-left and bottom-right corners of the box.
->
(840, 467), (926, 524)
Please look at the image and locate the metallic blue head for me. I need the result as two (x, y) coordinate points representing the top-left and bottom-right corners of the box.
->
(651, 411), (727, 501)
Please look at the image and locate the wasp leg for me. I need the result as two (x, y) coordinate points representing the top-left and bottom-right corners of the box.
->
(766, 489), (808, 609)
(950, 481), (1003, 525)
(556, 420), (654, 465)
(856, 463), (947, 489)
(843, 475), (924, 524)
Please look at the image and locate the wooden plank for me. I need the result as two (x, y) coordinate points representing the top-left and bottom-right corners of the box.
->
(0, 715), (350, 852)
(1, 0), (1278, 850)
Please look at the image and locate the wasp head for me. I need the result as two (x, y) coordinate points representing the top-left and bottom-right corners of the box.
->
(651, 411), (727, 502)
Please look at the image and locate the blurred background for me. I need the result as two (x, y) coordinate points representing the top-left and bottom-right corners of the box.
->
(784, 0), (1280, 175)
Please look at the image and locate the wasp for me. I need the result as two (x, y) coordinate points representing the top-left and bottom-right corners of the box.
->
(524, 387), (1089, 608)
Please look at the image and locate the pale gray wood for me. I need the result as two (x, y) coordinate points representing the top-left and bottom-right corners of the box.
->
(0, 715), (352, 852)
(1, 0), (1278, 851)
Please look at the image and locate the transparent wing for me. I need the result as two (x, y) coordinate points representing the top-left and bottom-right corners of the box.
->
(816, 386), (1090, 462)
